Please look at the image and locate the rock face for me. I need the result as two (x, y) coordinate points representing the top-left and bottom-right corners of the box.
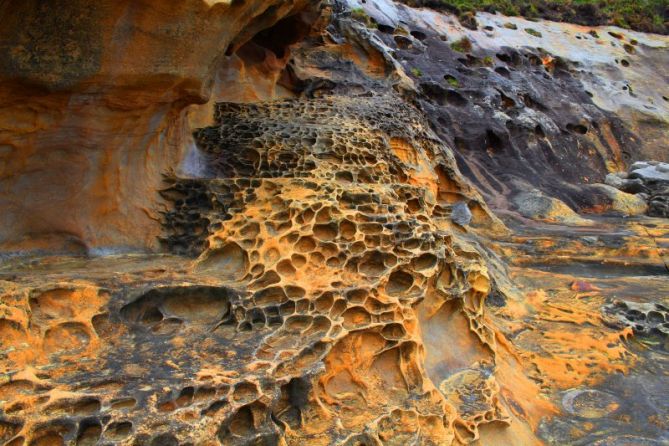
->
(0, 1), (668, 446)
(511, 189), (594, 225)
(604, 300), (669, 337)
(2, 0), (666, 253)
(347, 0), (669, 218)
(0, 95), (509, 445)
(0, 0), (315, 253)
(605, 161), (669, 217)
(163, 95), (505, 444)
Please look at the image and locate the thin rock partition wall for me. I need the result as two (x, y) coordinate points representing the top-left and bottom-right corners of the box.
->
(160, 95), (508, 444)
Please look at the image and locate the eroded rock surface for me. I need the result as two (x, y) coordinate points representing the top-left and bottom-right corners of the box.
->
(1, 95), (511, 445)
(606, 161), (669, 217)
(346, 0), (669, 219)
(0, 0), (316, 253)
(163, 95), (508, 444)
(0, 1), (668, 445)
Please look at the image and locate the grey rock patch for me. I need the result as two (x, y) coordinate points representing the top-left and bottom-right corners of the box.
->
(451, 201), (472, 226)
(629, 164), (669, 183)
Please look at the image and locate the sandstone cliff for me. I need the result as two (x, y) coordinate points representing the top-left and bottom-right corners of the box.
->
(0, 0), (315, 253)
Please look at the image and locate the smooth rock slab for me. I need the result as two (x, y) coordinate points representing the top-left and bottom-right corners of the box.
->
(629, 164), (669, 183)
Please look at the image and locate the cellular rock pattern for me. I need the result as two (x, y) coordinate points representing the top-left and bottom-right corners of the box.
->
(0, 2), (668, 444)
(0, 95), (508, 446)
(161, 95), (505, 444)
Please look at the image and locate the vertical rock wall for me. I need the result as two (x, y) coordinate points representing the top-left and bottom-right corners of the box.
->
(0, 0), (315, 254)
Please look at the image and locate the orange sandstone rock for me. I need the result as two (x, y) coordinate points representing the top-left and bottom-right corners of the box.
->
(0, 0), (316, 253)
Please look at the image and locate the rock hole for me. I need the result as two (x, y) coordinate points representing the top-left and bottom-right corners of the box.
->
(46, 398), (100, 416)
(412, 253), (438, 271)
(445, 89), (468, 106)
(410, 30), (427, 40)
(0, 319), (26, 349)
(444, 73), (460, 86)
(162, 291), (230, 323)
(313, 223), (338, 241)
(232, 382), (259, 405)
(227, 406), (255, 437)
(496, 53), (514, 64)
(287, 376), (310, 413)
(335, 171), (353, 183)
(203, 399), (227, 417)
(377, 24), (395, 34)
(29, 288), (77, 319)
(381, 323), (406, 340)
(75, 419), (101, 446)
(43, 322), (90, 354)
(249, 12), (312, 59)
(29, 422), (73, 446)
(149, 433), (178, 446)
(357, 251), (387, 276)
(91, 313), (113, 339)
(105, 421), (132, 440)
(346, 288), (368, 304)
(176, 387), (194, 407)
(394, 35), (412, 49)
(121, 286), (232, 328)
(110, 398), (136, 410)
(30, 433), (65, 446)
(197, 242), (249, 280)
(0, 420), (22, 444)
(295, 236), (316, 252)
(339, 219), (356, 240)
(285, 285), (306, 299)
(566, 123), (588, 135)
(239, 222), (260, 238)
(494, 66), (510, 77)
(342, 307), (371, 329)
(386, 271), (414, 295)
(499, 92), (515, 109)
(315, 293), (334, 312)
(485, 129), (505, 153)
(276, 259), (296, 276)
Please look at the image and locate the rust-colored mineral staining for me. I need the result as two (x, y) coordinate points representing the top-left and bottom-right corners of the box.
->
(2, 92), (665, 445)
(1, 1), (668, 445)
(160, 96), (507, 444)
(0, 96), (505, 444)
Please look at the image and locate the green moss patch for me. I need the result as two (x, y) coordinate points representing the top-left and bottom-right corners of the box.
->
(398, 0), (668, 35)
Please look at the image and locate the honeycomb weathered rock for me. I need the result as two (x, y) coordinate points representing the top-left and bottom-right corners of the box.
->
(0, 94), (509, 445)
(160, 95), (506, 444)
(604, 300), (669, 337)
(2, 2), (669, 445)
